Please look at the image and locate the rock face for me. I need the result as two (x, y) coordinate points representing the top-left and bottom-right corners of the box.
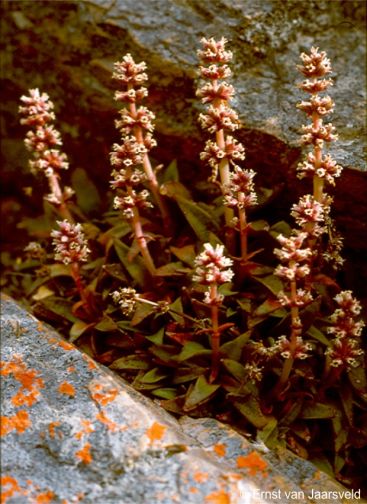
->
(1, 294), (362, 504)
(1, 0), (366, 289)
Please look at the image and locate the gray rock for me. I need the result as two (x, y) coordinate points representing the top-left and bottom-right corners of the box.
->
(1, 294), (363, 504)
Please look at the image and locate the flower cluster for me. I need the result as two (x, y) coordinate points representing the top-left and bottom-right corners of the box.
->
(326, 291), (364, 369)
(110, 55), (157, 221)
(19, 89), (72, 206)
(51, 220), (90, 265)
(296, 47), (342, 187)
(223, 166), (257, 210)
(111, 287), (138, 316)
(193, 243), (234, 305)
(274, 232), (312, 281)
(290, 194), (326, 237)
(197, 38), (242, 181)
(273, 335), (312, 360)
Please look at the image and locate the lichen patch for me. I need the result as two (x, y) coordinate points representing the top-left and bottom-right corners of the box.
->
(75, 442), (92, 464)
(146, 421), (166, 443)
(236, 451), (268, 476)
(58, 382), (76, 397)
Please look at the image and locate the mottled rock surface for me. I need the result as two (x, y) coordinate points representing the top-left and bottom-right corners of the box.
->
(1, 294), (363, 504)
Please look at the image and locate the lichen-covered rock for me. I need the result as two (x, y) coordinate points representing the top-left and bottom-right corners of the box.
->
(1, 294), (363, 504)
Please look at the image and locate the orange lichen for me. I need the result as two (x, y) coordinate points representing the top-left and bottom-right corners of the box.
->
(205, 489), (231, 504)
(48, 421), (61, 439)
(12, 410), (31, 433)
(96, 411), (119, 432)
(35, 490), (55, 503)
(1, 411), (31, 436)
(57, 340), (74, 351)
(1, 475), (22, 503)
(83, 354), (97, 370)
(67, 366), (76, 373)
(189, 487), (199, 494)
(193, 472), (208, 483)
(213, 443), (227, 457)
(1, 357), (44, 409)
(76, 442), (92, 464)
(1, 417), (13, 437)
(236, 451), (268, 476)
(58, 382), (76, 397)
(146, 422), (166, 442)
(90, 383), (118, 406)
(37, 321), (45, 332)
(75, 419), (94, 439)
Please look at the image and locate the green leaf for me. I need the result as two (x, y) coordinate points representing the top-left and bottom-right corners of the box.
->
(168, 297), (184, 323)
(71, 167), (101, 213)
(233, 397), (274, 429)
(94, 317), (118, 332)
(40, 297), (78, 323)
(145, 327), (165, 344)
(131, 302), (156, 326)
(175, 194), (218, 241)
(110, 355), (150, 371)
(177, 342), (210, 361)
(151, 388), (177, 399)
(222, 359), (248, 382)
(155, 262), (187, 277)
(332, 413), (347, 453)
(300, 402), (337, 419)
(281, 399), (304, 425)
(139, 367), (168, 384)
(48, 264), (72, 277)
(220, 331), (252, 360)
(102, 263), (128, 282)
(347, 365), (367, 400)
(311, 456), (334, 477)
(70, 320), (94, 342)
(254, 274), (284, 296)
(270, 220), (292, 237)
(161, 159), (179, 182)
(113, 238), (145, 286)
(170, 245), (196, 266)
(248, 219), (270, 232)
(257, 418), (278, 446)
(173, 366), (206, 384)
(183, 375), (220, 411)
(149, 344), (177, 363)
(306, 325), (330, 346)
(32, 285), (55, 301)
(160, 180), (191, 199)
(253, 298), (285, 317)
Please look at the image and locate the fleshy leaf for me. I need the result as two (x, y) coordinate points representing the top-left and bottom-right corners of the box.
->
(177, 342), (210, 361)
(220, 331), (252, 360)
(71, 167), (101, 214)
(300, 402), (337, 419)
(151, 388), (178, 399)
(139, 367), (168, 384)
(233, 397), (274, 429)
(110, 355), (150, 371)
(222, 359), (248, 382)
(170, 245), (196, 266)
(306, 325), (330, 346)
(70, 320), (95, 342)
(183, 375), (220, 411)
(113, 238), (145, 286)
(94, 316), (118, 332)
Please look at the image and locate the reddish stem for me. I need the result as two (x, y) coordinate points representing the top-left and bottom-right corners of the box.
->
(209, 283), (220, 382)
